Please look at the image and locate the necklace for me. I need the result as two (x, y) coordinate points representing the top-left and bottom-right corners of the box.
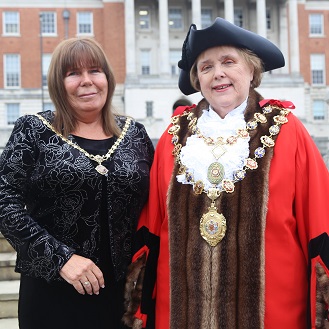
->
(192, 119), (250, 184)
(35, 114), (131, 176)
(169, 103), (290, 246)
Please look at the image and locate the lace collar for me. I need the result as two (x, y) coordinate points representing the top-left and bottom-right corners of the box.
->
(177, 100), (250, 191)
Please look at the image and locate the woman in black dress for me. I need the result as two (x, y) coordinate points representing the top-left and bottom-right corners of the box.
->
(0, 37), (154, 329)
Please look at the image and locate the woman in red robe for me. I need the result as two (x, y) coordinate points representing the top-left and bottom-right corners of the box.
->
(123, 17), (329, 329)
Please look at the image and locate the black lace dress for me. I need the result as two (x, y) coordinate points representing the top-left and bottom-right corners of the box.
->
(18, 136), (133, 329)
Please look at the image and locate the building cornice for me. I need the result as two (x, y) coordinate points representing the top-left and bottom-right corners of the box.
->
(0, 0), (106, 8)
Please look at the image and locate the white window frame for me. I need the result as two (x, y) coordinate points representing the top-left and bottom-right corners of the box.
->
(77, 12), (93, 35)
(201, 8), (212, 29)
(234, 9), (243, 28)
(312, 99), (326, 121)
(3, 11), (20, 35)
(309, 13), (323, 36)
(140, 49), (151, 75)
(168, 8), (183, 30)
(311, 54), (326, 86)
(40, 12), (57, 36)
(266, 8), (272, 31)
(4, 54), (20, 88)
(6, 103), (20, 124)
(170, 50), (181, 76)
(139, 7), (151, 30)
(146, 101), (153, 117)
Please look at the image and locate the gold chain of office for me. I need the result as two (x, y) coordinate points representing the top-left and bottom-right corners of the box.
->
(35, 114), (131, 176)
(168, 104), (290, 247)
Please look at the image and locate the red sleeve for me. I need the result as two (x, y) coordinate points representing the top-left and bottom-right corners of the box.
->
(263, 110), (329, 328)
(292, 116), (329, 327)
(292, 115), (329, 327)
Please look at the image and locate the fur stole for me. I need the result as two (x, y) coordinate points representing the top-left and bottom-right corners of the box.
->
(167, 90), (275, 329)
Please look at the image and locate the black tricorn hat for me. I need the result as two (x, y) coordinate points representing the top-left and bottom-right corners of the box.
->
(178, 17), (285, 95)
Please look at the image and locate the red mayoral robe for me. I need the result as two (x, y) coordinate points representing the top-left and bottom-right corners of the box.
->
(123, 91), (329, 329)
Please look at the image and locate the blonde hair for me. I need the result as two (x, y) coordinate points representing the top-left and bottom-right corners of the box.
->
(190, 47), (264, 92)
(47, 37), (121, 137)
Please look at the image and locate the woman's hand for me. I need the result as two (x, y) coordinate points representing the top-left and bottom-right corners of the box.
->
(59, 254), (105, 295)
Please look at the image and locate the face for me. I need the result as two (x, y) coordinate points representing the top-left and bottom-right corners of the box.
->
(196, 46), (254, 117)
(64, 65), (108, 118)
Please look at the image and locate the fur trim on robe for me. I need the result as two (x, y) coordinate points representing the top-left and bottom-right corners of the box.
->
(316, 262), (329, 328)
(167, 90), (273, 329)
(122, 253), (146, 329)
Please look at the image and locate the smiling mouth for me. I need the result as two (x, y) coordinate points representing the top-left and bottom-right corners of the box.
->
(79, 93), (96, 98)
(213, 84), (231, 90)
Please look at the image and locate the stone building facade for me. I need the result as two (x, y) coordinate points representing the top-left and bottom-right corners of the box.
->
(0, 0), (328, 166)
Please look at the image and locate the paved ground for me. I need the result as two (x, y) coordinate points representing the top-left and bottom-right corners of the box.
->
(0, 314), (329, 329)
(0, 318), (18, 329)
(0, 280), (19, 296)
(0, 280), (19, 329)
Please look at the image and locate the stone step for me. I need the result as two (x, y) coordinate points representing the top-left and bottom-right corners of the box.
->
(0, 253), (20, 281)
(0, 318), (19, 329)
(0, 233), (15, 253)
(0, 280), (19, 319)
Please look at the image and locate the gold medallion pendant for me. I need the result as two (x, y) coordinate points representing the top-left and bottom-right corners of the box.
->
(95, 164), (109, 175)
(200, 202), (227, 247)
(207, 162), (224, 184)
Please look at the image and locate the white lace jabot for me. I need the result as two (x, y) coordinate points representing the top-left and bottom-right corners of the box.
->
(177, 100), (250, 191)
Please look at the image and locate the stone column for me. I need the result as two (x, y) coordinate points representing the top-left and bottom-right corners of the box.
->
(288, 0), (300, 73)
(224, 0), (234, 23)
(191, 0), (201, 29)
(279, 2), (289, 74)
(159, 0), (170, 76)
(256, 0), (267, 37)
(124, 0), (136, 76)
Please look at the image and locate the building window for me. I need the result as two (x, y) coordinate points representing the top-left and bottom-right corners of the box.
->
(146, 101), (153, 117)
(266, 8), (271, 30)
(311, 54), (325, 85)
(234, 9), (243, 27)
(40, 12), (56, 35)
(6, 103), (20, 124)
(42, 54), (52, 87)
(201, 9), (212, 28)
(140, 50), (150, 75)
(4, 54), (20, 88)
(170, 50), (181, 76)
(169, 8), (183, 29)
(313, 100), (326, 120)
(3, 11), (19, 35)
(77, 12), (93, 35)
(44, 102), (55, 112)
(313, 137), (328, 157)
(139, 7), (150, 30)
(309, 13), (323, 36)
